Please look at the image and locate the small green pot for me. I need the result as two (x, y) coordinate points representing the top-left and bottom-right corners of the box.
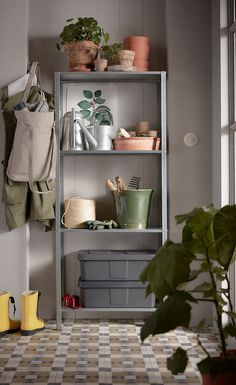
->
(111, 189), (154, 229)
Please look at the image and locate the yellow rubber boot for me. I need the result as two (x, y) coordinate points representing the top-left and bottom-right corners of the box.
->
(0, 291), (21, 337)
(21, 291), (45, 336)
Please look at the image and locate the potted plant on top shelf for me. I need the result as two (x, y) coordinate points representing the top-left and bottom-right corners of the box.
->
(100, 43), (124, 66)
(59, 17), (109, 71)
(140, 204), (236, 385)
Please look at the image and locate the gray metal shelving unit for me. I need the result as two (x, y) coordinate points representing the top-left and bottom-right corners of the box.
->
(55, 71), (167, 329)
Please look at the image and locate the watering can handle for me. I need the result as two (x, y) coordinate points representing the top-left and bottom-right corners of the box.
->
(76, 120), (97, 149)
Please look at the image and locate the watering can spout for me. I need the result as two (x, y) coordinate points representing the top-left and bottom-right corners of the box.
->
(76, 120), (97, 149)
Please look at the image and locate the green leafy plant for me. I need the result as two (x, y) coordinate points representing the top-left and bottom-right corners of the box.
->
(140, 204), (236, 379)
(78, 89), (112, 125)
(59, 17), (109, 46)
(101, 43), (124, 65)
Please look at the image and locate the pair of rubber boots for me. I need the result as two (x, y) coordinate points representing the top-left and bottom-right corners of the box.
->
(0, 290), (44, 337)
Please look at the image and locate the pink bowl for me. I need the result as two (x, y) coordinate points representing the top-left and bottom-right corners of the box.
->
(124, 35), (150, 45)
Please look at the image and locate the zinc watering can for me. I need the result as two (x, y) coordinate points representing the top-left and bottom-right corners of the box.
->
(77, 108), (118, 151)
(61, 109), (88, 150)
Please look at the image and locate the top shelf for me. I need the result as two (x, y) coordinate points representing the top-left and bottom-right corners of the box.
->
(56, 71), (166, 84)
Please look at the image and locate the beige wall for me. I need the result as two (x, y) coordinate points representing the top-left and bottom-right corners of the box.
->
(165, 0), (212, 323)
(0, 0), (29, 318)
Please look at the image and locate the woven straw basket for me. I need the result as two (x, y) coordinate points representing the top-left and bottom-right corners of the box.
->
(61, 196), (96, 229)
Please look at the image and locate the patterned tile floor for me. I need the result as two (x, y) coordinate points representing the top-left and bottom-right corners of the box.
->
(0, 320), (219, 385)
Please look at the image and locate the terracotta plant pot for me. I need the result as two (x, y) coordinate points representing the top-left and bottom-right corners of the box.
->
(201, 373), (236, 385)
(64, 41), (99, 71)
(124, 35), (150, 71)
(136, 121), (150, 134)
(124, 35), (150, 45)
(198, 355), (236, 385)
(113, 137), (160, 151)
(133, 58), (149, 65)
(125, 44), (150, 60)
(133, 58), (149, 71)
(133, 65), (149, 71)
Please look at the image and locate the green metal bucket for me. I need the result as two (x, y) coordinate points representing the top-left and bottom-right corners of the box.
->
(111, 189), (154, 229)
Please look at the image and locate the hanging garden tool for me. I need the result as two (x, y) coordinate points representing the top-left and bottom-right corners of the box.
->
(115, 176), (127, 192)
(105, 179), (116, 191)
(128, 176), (141, 189)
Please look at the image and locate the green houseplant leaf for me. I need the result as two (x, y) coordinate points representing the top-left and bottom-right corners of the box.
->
(140, 204), (236, 378)
(94, 90), (101, 97)
(213, 205), (236, 268)
(83, 90), (93, 99)
(140, 291), (197, 341)
(95, 97), (105, 105)
(224, 324), (236, 337)
(79, 110), (91, 119)
(167, 348), (188, 375)
(59, 17), (109, 45)
(140, 242), (196, 301)
(78, 100), (92, 109)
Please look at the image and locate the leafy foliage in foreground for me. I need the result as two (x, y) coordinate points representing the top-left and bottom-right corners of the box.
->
(140, 205), (236, 375)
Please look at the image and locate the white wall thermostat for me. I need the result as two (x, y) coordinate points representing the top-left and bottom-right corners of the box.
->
(184, 132), (199, 147)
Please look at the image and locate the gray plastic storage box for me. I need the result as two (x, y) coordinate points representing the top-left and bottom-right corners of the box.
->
(78, 250), (155, 281)
(79, 280), (155, 308)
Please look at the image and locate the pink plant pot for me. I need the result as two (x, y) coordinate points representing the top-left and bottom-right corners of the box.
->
(134, 60), (149, 71)
(124, 35), (150, 45)
(135, 67), (149, 72)
(127, 44), (150, 60)
(133, 59), (149, 66)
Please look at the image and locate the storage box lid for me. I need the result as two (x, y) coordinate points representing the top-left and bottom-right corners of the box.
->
(77, 250), (155, 261)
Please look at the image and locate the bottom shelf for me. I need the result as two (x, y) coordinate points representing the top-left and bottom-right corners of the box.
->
(62, 306), (156, 319)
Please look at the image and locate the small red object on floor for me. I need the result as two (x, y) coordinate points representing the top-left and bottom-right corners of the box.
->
(62, 294), (80, 309)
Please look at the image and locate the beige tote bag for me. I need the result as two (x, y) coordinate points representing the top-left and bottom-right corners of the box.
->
(6, 110), (56, 185)
(6, 62), (56, 194)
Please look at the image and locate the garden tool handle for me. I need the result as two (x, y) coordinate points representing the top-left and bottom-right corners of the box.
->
(115, 176), (127, 192)
(106, 179), (116, 191)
